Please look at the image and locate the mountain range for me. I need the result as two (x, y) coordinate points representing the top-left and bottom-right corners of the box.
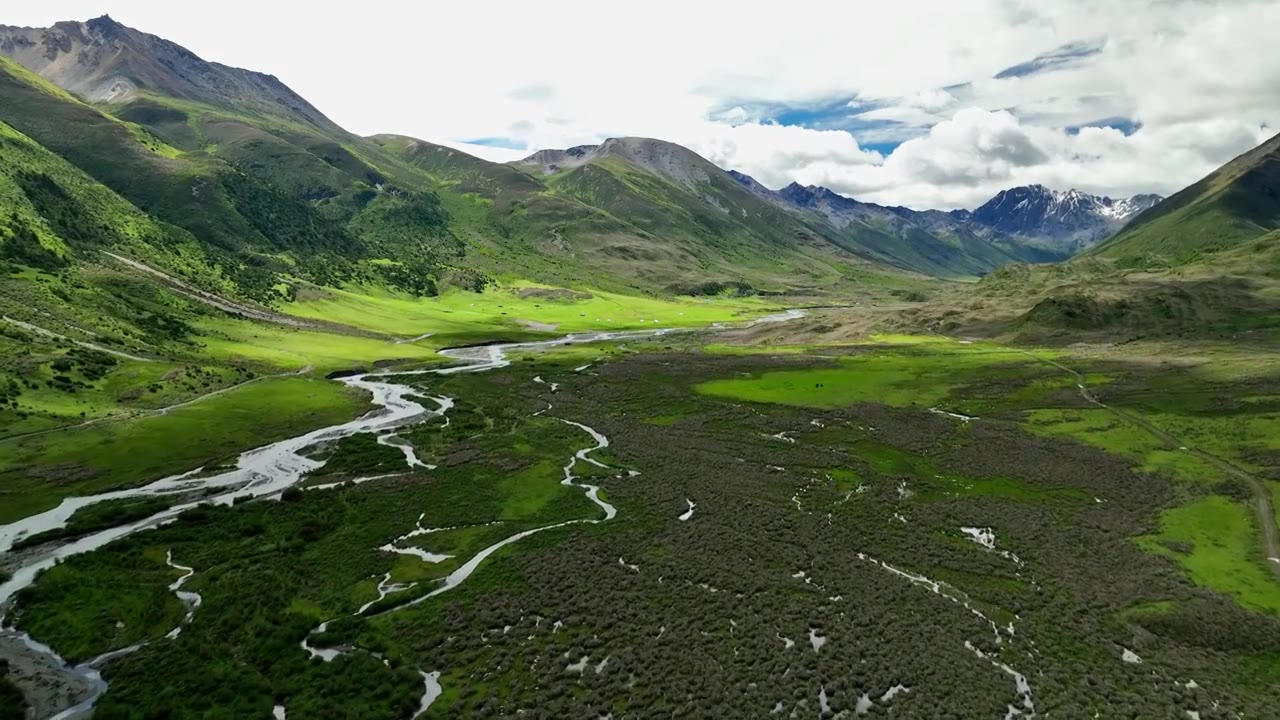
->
(917, 129), (1280, 343)
(968, 185), (1162, 249)
(732, 174), (1161, 257)
(0, 13), (1273, 321)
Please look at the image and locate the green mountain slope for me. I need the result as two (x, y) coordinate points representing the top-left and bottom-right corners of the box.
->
(512, 136), (1045, 282)
(0, 15), (976, 302)
(823, 217), (1013, 278)
(0, 54), (470, 301)
(377, 135), (912, 293)
(1, 17), (906, 296)
(0, 108), (231, 431)
(1091, 132), (1280, 265)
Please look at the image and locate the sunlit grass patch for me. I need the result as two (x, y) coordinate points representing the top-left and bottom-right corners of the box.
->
(699, 343), (815, 355)
(1138, 495), (1280, 617)
(1025, 408), (1163, 456)
(826, 468), (863, 493)
(284, 283), (772, 337)
(695, 346), (1032, 409)
(915, 473), (1090, 505)
(499, 459), (567, 518)
(1024, 408), (1242, 486)
(1146, 411), (1280, 474)
(194, 318), (444, 372)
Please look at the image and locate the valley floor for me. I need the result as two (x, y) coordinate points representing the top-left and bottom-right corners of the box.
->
(2, 307), (1279, 719)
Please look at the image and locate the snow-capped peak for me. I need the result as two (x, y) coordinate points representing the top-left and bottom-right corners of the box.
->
(970, 185), (1163, 248)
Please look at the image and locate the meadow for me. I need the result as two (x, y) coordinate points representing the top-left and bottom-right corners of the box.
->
(0, 376), (368, 523)
(284, 282), (773, 337)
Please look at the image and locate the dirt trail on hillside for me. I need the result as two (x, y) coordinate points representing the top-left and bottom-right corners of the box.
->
(1025, 351), (1280, 582)
(2, 316), (157, 363)
(101, 252), (387, 338)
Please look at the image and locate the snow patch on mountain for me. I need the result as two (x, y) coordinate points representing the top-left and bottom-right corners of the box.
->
(970, 184), (1162, 248)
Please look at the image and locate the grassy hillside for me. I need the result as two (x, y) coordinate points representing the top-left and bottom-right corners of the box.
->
(0, 108), (790, 443)
(0, 17), (971, 300)
(823, 221), (1008, 279)
(1092, 132), (1280, 265)
(857, 133), (1280, 345)
(864, 253), (1280, 346)
(0, 56), (476, 304)
(376, 135), (894, 294)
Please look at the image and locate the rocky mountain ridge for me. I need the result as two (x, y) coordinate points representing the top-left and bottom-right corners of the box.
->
(0, 14), (335, 129)
(970, 184), (1163, 248)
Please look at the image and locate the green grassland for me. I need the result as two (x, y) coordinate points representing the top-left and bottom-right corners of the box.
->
(7, 372), (610, 707)
(191, 318), (444, 372)
(0, 376), (369, 523)
(695, 337), (1043, 410)
(14, 544), (189, 662)
(1023, 409), (1226, 485)
(1139, 496), (1280, 615)
(284, 282), (772, 337)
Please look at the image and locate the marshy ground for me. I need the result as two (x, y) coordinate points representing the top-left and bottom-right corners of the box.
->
(3, 332), (1279, 718)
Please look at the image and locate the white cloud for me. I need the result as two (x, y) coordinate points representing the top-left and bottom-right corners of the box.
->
(8, 0), (1280, 209)
(683, 122), (883, 188)
(799, 110), (1270, 209)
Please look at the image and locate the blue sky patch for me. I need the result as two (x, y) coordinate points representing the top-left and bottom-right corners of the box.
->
(461, 136), (528, 150)
(714, 97), (876, 131)
(708, 95), (938, 157)
(713, 96), (914, 154)
(769, 99), (861, 130)
(1067, 117), (1142, 136)
(859, 140), (905, 155)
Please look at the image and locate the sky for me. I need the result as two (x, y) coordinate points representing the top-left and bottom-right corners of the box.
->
(7, 0), (1279, 209)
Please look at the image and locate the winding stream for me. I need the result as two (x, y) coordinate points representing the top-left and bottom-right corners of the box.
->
(0, 310), (804, 717)
(163, 551), (202, 640)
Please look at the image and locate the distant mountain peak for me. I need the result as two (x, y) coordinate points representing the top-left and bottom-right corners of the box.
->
(0, 16), (335, 128)
(85, 14), (124, 30)
(514, 137), (717, 189)
(778, 182), (860, 210)
(78, 14), (123, 37)
(971, 184), (1162, 247)
(735, 173), (1163, 258)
